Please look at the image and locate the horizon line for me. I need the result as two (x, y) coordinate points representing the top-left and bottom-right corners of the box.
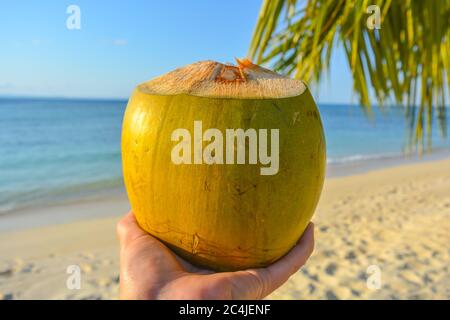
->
(1, 94), (448, 109)
(0, 94), (129, 102)
(0, 94), (356, 106)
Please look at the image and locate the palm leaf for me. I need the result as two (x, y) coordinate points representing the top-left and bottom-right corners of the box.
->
(249, 0), (450, 152)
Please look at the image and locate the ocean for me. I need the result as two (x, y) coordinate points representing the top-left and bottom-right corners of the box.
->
(1, 97), (449, 215)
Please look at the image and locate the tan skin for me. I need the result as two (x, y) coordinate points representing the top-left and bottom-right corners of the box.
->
(117, 211), (314, 300)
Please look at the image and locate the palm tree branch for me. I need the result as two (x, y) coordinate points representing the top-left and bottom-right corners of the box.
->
(248, 0), (450, 151)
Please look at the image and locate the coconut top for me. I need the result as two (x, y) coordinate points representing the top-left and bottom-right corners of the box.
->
(138, 59), (306, 99)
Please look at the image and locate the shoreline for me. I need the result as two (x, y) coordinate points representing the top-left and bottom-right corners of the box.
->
(2, 151), (450, 233)
(326, 146), (450, 177)
(0, 192), (129, 233)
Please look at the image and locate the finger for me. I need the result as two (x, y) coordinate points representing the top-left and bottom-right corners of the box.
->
(266, 222), (315, 282)
(116, 212), (203, 274)
(237, 223), (315, 299)
(116, 211), (149, 246)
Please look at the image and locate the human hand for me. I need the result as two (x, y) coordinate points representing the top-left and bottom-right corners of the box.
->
(117, 211), (314, 300)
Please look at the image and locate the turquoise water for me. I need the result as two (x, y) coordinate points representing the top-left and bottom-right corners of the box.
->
(0, 98), (449, 214)
(0, 98), (124, 214)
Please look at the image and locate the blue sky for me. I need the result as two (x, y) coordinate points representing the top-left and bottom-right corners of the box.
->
(0, 0), (354, 103)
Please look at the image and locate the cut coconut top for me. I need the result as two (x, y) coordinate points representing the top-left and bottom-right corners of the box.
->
(138, 59), (306, 99)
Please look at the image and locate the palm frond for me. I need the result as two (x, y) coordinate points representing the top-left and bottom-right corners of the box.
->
(249, 0), (450, 152)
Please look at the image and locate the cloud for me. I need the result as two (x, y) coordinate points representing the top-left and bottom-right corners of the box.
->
(113, 39), (128, 46)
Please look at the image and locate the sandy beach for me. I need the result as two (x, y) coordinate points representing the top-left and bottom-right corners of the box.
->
(0, 158), (449, 300)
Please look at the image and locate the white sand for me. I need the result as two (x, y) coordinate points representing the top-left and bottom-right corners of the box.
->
(0, 159), (449, 300)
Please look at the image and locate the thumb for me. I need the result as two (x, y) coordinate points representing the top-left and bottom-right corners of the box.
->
(227, 223), (315, 299)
